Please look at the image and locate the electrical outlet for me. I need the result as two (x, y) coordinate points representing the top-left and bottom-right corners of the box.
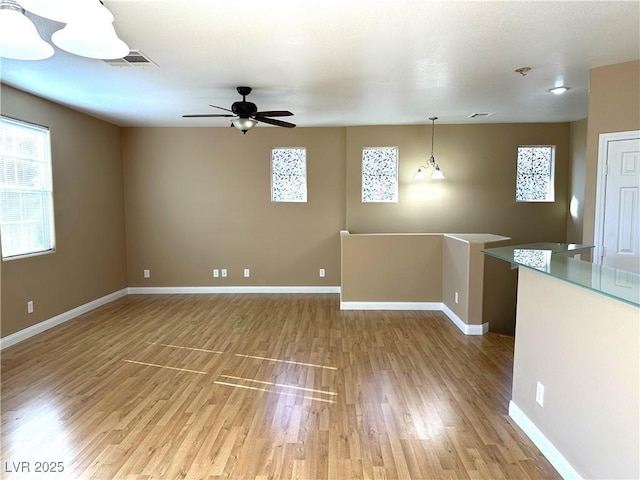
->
(536, 381), (545, 407)
(319, 268), (325, 277)
(213, 269), (219, 278)
(27, 301), (34, 314)
(244, 269), (250, 278)
(454, 291), (459, 304)
(143, 269), (150, 278)
(221, 269), (227, 278)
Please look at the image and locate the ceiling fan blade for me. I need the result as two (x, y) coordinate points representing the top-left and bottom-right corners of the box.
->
(254, 116), (296, 128)
(183, 114), (235, 118)
(210, 104), (234, 113)
(255, 110), (293, 117)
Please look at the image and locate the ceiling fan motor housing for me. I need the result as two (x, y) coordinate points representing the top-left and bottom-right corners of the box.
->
(231, 101), (258, 117)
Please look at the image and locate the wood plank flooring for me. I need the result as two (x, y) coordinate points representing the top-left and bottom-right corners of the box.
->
(1, 294), (560, 479)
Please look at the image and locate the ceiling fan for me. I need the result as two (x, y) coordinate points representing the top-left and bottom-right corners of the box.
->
(183, 86), (296, 134)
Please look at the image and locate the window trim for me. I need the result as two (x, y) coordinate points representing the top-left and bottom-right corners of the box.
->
(1, 115), (56, 261)
(515, 145), (556, 203)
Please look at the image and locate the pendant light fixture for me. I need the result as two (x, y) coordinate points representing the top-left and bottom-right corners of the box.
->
(0, 0), (54, 60)
(0, 0), (129, 61)
(414, 117), (445, 180)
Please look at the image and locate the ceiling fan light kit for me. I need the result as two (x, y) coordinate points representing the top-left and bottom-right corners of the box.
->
(0, 0), (129, 60)
(232, 117), (258, 134)
(183, 86), (296, 134)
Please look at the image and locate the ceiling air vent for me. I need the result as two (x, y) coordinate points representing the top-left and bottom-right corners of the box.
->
(468, 112), (493, 119)
(104, 50), (156, 67)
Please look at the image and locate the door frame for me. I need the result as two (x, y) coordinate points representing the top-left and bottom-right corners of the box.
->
(593, 130), (640, 264)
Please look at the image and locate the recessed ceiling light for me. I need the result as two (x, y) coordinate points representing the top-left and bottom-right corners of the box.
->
(549, 86), (570, 95)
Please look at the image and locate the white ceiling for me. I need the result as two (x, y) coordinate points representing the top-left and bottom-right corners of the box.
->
(1, 0), (639, 128)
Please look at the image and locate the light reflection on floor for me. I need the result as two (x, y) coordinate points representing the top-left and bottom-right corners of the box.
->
(122, 359), (209, 375)
(213, 380), (336, 404)
(3, 400), (73, 479)
(220, 374), (336, 396)
(233, 353), (337, 370)
(124, 341), (338, 405)
(146, 341), (225, 354)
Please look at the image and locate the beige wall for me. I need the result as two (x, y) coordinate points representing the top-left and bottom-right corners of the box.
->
(341, 232), (511, 332)
(482, 253), (517, 335)
(1, 85), (127, 337)
(340, 233), (443, 302)
(567, 118), (587, 244)
(512, 267), (639, 479)
(442, 235), (470, 321)
(441, 234), (512, 330)
(583, 60), (640, 245)
(345, 123), (570, 244)
(122, 127), (346, 287)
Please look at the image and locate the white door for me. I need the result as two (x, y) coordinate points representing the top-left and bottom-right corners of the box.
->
(595, 132), (640, 273)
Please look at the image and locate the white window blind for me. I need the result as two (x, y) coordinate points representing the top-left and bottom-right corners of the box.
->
(0, 116), (56, 259)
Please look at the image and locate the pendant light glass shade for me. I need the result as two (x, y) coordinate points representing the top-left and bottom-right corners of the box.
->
(52, 20), (128, 59)
(51, 0), (128, 59)
(431, 164), (445, 180)
(0, 1), (54, 60)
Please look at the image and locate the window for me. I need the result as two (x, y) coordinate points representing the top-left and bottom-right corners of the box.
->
(362, 146), (398, 202)
(271, 147), (307, 202)
(0, 116), (55, 259)
(516, 146), (555, 202)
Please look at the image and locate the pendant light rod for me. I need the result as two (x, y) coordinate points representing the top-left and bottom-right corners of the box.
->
(429, 116), (437, 159)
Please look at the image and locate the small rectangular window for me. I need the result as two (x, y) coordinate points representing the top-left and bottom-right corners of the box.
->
(516, 145), (555, 202)
(0, 116), (56, 259)
(362, 146), (398, 203)
(271, 147), (307, 202)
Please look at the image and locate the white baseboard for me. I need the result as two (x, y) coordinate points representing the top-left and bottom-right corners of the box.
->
(441, 304), (489, 335)
(340, 301), (488, 336)
(2, 288), (484, 349)
(0, 288), (128, 350)
(508, 401), (582, 480)
(339, 301), (442, 311)
(1, 286), (339, 349)
(128, 286), (341, 295)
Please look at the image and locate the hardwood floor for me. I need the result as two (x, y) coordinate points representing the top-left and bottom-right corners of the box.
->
(1, 294), (560, 479)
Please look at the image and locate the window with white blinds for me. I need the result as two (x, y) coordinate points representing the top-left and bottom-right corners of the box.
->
(0, 116), (56, 259)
